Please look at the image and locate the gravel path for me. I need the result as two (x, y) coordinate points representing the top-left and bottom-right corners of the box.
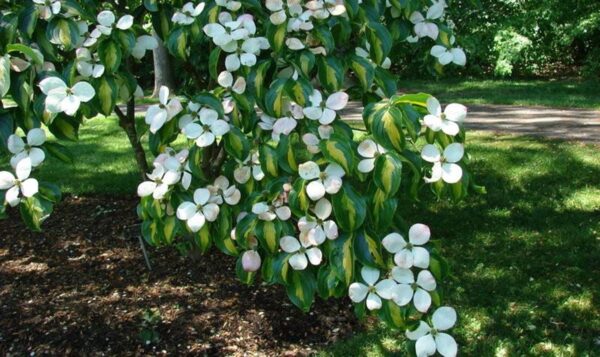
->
(134, 103), (600, 143)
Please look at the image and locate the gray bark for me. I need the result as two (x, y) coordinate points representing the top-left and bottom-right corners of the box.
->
(151, 31), (176, 97)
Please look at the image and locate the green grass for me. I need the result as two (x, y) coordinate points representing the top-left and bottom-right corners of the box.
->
(2, 119), (599, 355)
(399, 79), (600, 109)
(323, 133), (600, 356)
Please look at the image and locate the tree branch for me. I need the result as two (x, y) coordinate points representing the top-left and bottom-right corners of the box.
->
(115, 102), (149, 179)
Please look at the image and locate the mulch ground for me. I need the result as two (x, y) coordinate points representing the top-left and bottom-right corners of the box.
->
(0, 196), (361, 356)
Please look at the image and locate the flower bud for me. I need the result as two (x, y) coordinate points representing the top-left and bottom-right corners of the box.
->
(241, 250), (261, 272)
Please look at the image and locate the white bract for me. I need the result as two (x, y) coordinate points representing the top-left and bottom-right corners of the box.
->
(280, 235), (322, 270)
(348, 266), (397, 310)
(303, 90), (349, 126)
(95, 11), (133, 36)
(406, 306), (458, 357)
(421, 143), (464, 184)
(39, 77), (95, 116)
(216, 0), (242, 11)
(357, 139), (387, 173)
(207, 176), (241, 205)
(382, 223), (431, 269)
(302, 125), (333, 154)
(298, 161), (345, 201)
(0, 158), (39, 207)
(131, 35), (159, 60)
(176, 188), (220, 232)
(409, 0), (444, 40)
(424, 97), (467, 136)
(305, 0), (346, 19)
(234, 152), (265, 184)
(75, 48), (105, 78)
(430, 45), (466, 66)
(391, 267), (437, 313)
(145, 86), (183, 134)
(172, 2), (205, 25)
(217, 71), (247, 94)
(298, 198), (338, 246)
(252, 199), (291, 221)
(137, 164), (181, 200)
(241, 250), (262, 272)
(7, 128), (46, 168)
(33, 0), (61, 20)
(181, 107), (230, 147)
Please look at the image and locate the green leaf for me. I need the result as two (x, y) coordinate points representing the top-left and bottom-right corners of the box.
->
(0, 55), (10, 97)
(208, 47), (221, 81)
(194, 224), (212, 253)
(255, 220), (280, 253)
(48, 115), (79, 141)
(144, 0), (159, 12)
(223, 126), (250, 161)
(319, 134), (354, 174)
(317, 56), (344, 92)
(46, 17), (79, 50)
(213, 206), (239, 256)
(370, 104), (405, 151)
(7, 44), (43, 65)
(297, 51), (315, 77)
(0, 110), (15, 150)
(286, 270), (316, 312)
(317, 264), (344, 299)
(94, 75), (118, 116)
(331, 182), (367, 231)
(18, 5), (39, 39)
(98, 40), (122, 73)
(248, 60), (271, 101)
(259, 144), (279, 177)
(366, 22), (392, 66)
(379, 300), (407, 329)
(369, 188), (397, 232)
(354, 230), (386, 267)
(263, 78), (287, 117)
(19, 196), (53, 232)
(266, 23), (287, 53)
(350, 55), (375, 92)
(166, 28), (188, 59)
(373, 152), (403, 195)
(391, 93), (432, 108)
(330, 233), (355, 286)
(38, 182), (62, 203)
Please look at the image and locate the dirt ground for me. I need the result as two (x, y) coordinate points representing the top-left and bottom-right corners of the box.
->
(0, 196), (360, 356)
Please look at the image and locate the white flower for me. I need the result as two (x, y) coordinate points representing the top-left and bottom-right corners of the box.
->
(280, 235), (322, 270)
(305, 0), (346, 19)
(406, 306), (458, 357)
(382, 223), (431, 269)
(95, 11), (133, 36)
(203, 14), (254, 49)
(285, 37), (305, 50)
(131, 35), (159, 60)
(302, 125), (333, 154)
(409, 0), (444, 40)
(7, 128), (46, 168)
(217, 71), (247, 94)
(177, 188), (220, 232)
(154, 148), (191, 189)
(266, 0), (287, 25)
(421, 143), (464, 184)
(303, 90), (348, 126)
(430, 45), (466, 66)
(181, 107), (230, 147)
(208, 176), (241, 205)
(234, 152), (265, 184)
(241, 250), (261, 272)
(258, 113), (299, 142)
(423, 97), (467, 136)
(75, 48), (105, 78)
(215, 0), (241, 11)
(348, 266), (397, 310)
(357, 139), (387, 173)
(39, 77), (95, 116)
(391, 267), (436, 313)
(0, 158), (39, 207)
(224, 37), (268, 72)
(137, 164), (181, 200)
(252, 199), (291, 221)
(298, 198), (338, 246)
(172, 2), (205, 25)
(298, 161), (345, 201)
(145, 86), (183, 134)
(33, 0), (61, 20)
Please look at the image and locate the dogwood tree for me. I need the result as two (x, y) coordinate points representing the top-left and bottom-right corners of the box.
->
(0, 1), (475, 355)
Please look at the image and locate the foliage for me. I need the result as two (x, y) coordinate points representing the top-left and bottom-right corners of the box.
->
(0, 1), (478, 355)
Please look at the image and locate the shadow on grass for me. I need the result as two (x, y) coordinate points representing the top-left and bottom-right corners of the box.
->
(325, 135), (600, 356)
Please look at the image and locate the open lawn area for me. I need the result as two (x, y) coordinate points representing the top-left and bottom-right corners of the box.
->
(399, 79), (600, 109)
(2, 118), (598, 355)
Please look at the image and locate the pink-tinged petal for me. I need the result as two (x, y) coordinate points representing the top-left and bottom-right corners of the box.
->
(303, 106), (323, 120)
(306, 247), (322, 265)
(307, 226), (326, 245)
(424, 114), (443, 131)
(241, 250), (261, 272)
(382, 232), (407, 254)
(358, 158), (376, 173)
(358, 139), (378, 158)
(306, 180), (326, 201)
(394, 249), (414, 268)
(392, 284), (414, 306)
(320, 108), (336, 125)
(152, 183), (169, 200)
(195, 131), (216, 147)
(289, 252), (308, 270)
(298, 161), (320, 180)
(211, 119), (230, 136)
(412, 246), (430, 269)
(234, 166), (251, 184)
(313, 198), (332, 220)
(416, 270), (437, 291)
(375, 279), (397, 299)
(414, 288), (432, 312)
(280, 235), (301, 253)
(348, 282), (368, 303)
(444, 103), (467, 122)
(275, 206), (291, 220)
(323, 220), (338, 240)
(415, 334), (437, 356)
(391, 266), (414, 284)
(409, 223), (431, 245)
(326, 92), (349, 111)
(60, 95), (81, 116)
(193, 188), (211, 205)
(273, 117), (297, 135)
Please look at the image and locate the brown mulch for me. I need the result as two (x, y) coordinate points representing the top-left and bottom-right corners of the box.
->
(0, 196), (361, 356)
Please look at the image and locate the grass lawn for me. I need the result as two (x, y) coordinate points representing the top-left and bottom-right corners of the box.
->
(1, 119), (599, 355)
(399, 79), (600, 109)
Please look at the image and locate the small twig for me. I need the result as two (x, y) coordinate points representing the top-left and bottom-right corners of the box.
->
(138, 235), (152, 271)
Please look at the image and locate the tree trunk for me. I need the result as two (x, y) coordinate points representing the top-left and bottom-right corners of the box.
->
(151, 30), (175, 97)
(115, 99), (149, 179)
